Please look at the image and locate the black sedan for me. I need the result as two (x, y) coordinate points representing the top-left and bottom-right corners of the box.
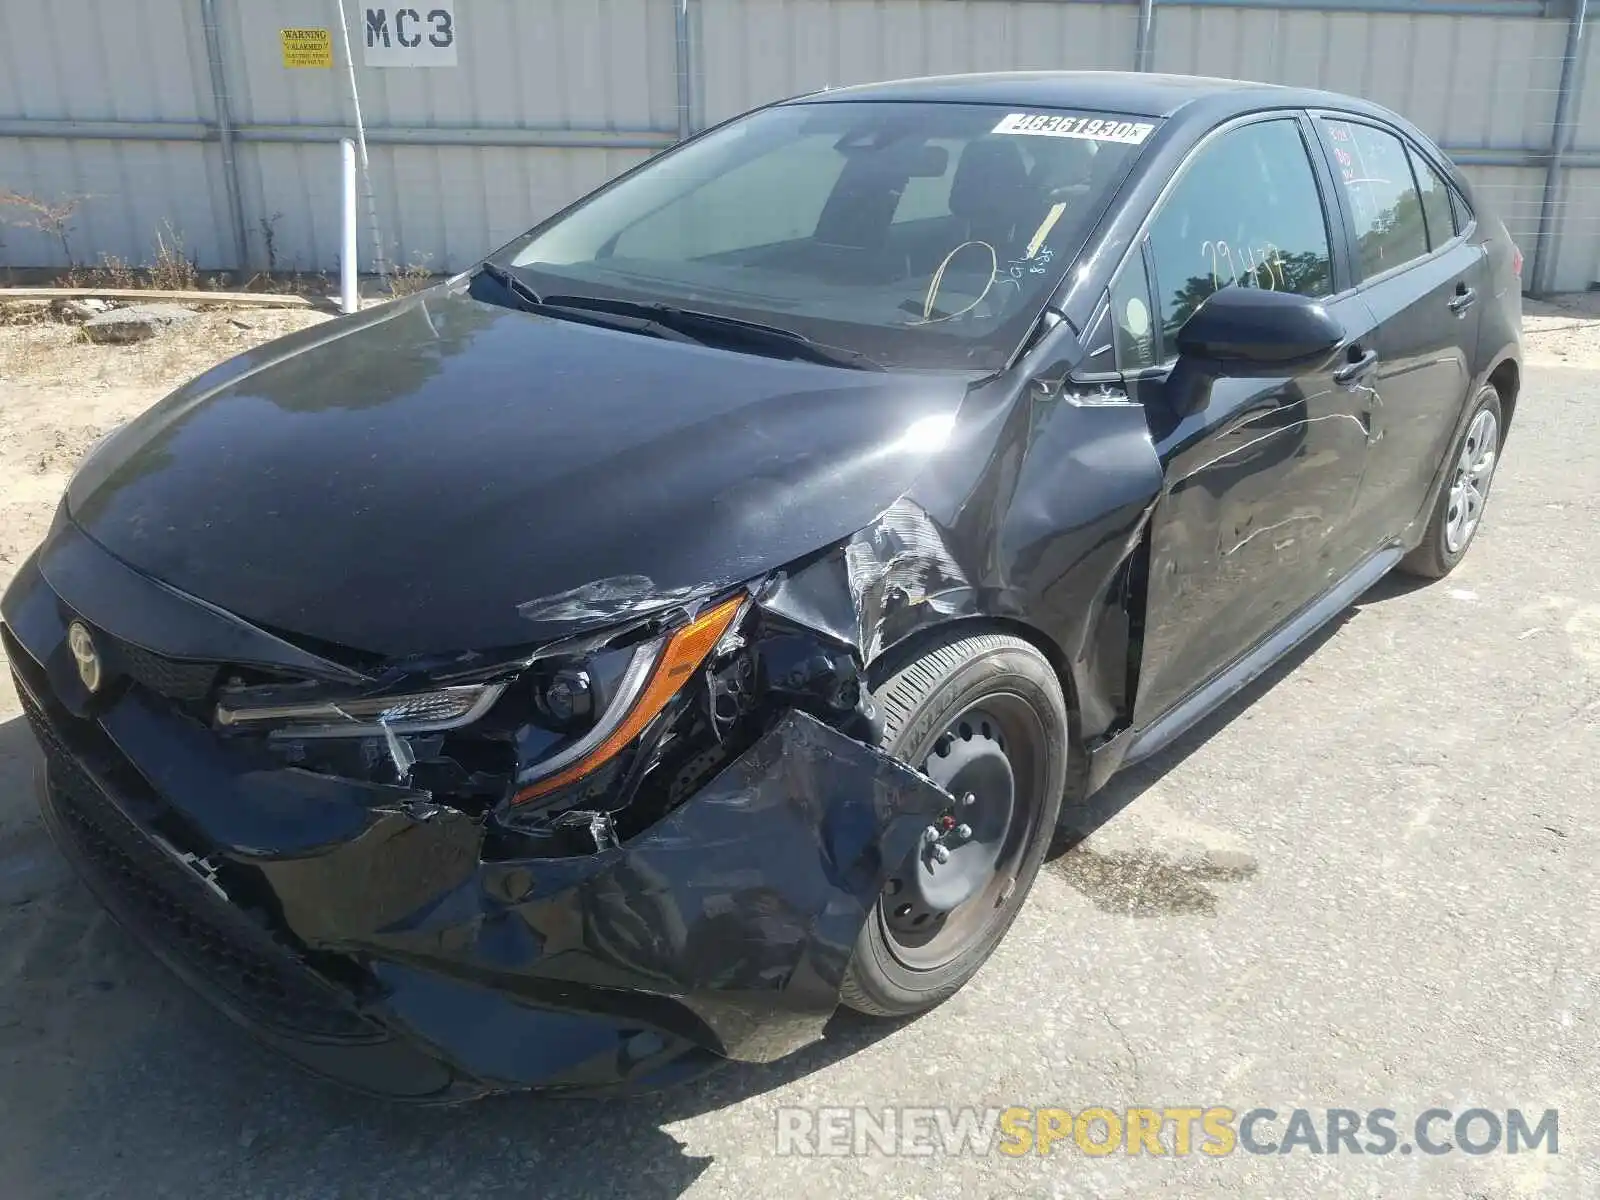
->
(2, 71), (1521, 1100)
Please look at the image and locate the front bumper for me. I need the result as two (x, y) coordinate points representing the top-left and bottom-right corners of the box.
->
(3, 537), (950, 1101)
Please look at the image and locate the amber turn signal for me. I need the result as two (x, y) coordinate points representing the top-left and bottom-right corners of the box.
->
(511, 594), (744, 805)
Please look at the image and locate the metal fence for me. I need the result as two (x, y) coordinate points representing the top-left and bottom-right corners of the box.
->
(0, 0), (1595, 293)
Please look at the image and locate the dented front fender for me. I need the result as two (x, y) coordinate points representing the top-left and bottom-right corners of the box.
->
(255, 710), (951, 1069)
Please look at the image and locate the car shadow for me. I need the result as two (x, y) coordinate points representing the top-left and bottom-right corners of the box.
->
(1049, 575), (1403, 855)
(0, 704), (43, 826)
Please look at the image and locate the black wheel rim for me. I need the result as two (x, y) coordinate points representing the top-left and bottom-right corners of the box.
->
(879, 692), (1047, 971)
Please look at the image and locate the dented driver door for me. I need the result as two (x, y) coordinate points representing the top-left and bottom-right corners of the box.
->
(1122, 115), (1380, 729)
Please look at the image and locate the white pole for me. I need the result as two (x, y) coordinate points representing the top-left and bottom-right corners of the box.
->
(331, 0), (388, 281)
(339, 138), (358, 314)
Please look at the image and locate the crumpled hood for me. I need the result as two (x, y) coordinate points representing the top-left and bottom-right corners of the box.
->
(66, 288), (971, 659)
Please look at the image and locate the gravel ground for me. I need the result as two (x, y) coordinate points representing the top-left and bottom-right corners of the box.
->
(0, 304), (1595, 1198)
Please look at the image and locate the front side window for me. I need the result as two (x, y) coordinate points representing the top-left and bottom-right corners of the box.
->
(1144, 118), (1334, 352)
(1321, 118), (1430, 278)
(500, 101), (1158, 370)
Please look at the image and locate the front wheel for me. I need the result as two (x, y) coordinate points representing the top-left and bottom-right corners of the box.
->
(1399, 384), (1504, 580)
(840, 632), (1069, 1017)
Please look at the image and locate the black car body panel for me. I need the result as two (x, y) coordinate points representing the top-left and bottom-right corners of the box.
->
(2, 70), (1521, 1099)
(10, 543), (953, 1098)
(65, 291), (972, 659)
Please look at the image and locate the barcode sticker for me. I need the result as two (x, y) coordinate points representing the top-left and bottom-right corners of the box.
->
(992, 113), (1156, 145)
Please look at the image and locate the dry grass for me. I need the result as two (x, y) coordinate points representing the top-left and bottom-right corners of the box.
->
(386, 254), (437, 297)
(58, 255), (139, 291)
(148, 224), (199, 292)
(0, 307), (333, 389)
(46, 260), (334, 297)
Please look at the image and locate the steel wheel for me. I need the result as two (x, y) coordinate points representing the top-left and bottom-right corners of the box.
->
(1444, 407), (1499, 554)
(878, 696), (1043, 970)
(840, 632), (1068, 1017)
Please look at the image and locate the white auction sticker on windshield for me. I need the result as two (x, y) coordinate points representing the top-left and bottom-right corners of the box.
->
(992, 113), (1155, 144)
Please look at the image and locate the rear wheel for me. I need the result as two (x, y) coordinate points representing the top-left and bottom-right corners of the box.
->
(840, 632), (1068, 1017)
(1400, 384), (1504, 579)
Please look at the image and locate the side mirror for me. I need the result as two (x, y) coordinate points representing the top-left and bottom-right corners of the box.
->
(1165, 287), (1345, 417)
(1176, 287), (1343, 368)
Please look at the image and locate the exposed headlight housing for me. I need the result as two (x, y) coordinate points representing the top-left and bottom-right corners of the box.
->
(511, 593), (745, 806)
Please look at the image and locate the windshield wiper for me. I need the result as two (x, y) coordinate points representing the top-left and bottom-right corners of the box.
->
(476, 261), (543, 308)
(542, 295), (885, 371)
(474, 265), (701, 346)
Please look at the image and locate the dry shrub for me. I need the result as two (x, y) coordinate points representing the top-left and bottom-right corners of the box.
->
(58, 255), (138, 290)
(150, 223), (199, 291)
(387, 253), (435, 297)
(1, 190), (83, 262)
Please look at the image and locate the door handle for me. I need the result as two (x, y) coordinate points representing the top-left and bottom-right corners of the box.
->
(1333, 347), (1378, 385)
(1449, 285), (1477, 315)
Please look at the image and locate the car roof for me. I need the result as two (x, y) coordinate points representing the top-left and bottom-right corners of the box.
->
(788, 70), (1387, 124)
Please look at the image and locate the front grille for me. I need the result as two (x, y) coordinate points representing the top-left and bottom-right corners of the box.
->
(113, 639), (218, 702)
(20, 687), (378, 1042)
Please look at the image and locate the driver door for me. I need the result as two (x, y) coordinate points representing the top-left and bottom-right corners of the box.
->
(1113, 115), (1380, 728)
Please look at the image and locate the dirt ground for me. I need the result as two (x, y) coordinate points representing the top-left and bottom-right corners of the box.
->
(0, 296), (1596, 1197)
(0, 306), (332, 637)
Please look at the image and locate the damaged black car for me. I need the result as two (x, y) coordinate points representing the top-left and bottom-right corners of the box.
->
(4, 72), (1521, 1100)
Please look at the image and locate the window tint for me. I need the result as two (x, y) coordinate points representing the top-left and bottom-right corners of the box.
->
(1145, 119), (1333, 351)
(1322, 119), (1430, 277)
(611, 135), (847, 260)
(1409, 148), (1457, 249)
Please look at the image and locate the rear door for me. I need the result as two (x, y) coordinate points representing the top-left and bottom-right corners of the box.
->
(1311, 114), (1487, 540)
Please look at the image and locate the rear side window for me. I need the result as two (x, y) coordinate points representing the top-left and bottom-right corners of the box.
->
(1321, 118), (1430, 278)
(1144, 118), (1333, 352)
(1409, 148), (1458, 250)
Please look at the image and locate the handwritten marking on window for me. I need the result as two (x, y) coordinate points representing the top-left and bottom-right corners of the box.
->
(1201, 240), (1287, 290)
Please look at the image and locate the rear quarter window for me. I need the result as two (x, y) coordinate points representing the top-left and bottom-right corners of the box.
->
(1408, 147), (1458, 250)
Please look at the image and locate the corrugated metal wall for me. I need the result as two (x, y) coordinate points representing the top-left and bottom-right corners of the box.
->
(222, 0), (671, 272)
(0, 0), (234, 268)
(2, 0), (1597, 290)
(695, 0), (1143, 123)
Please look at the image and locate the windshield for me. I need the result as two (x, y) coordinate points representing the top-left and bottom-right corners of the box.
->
(497, 101), (1158, 370)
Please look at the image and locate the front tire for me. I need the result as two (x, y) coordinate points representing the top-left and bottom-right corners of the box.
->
(840, 632), (1068, 1017)
(1399, 384), (1504, 580)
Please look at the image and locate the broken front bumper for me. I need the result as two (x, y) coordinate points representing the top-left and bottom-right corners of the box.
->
(3, 549), (950, 1101)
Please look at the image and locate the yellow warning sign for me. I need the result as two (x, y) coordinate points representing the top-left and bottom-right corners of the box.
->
(281, 28), (332, 69)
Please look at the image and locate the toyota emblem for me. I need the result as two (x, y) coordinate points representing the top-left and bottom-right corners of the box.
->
(67, 621), (102, 693)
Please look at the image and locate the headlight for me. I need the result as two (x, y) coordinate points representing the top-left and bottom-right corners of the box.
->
(212, 592), (747, 806)
(215, 680), (509, 737)
(512, 593), (745, 806)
